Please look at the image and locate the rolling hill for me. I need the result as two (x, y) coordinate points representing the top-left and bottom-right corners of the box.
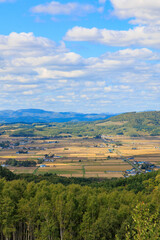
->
(95, 111), (160, 136)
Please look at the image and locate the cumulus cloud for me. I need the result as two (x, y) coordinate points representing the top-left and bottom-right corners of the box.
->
(104, 85), (133, 93)
(63, 1), (160, 51)
(31, 1), (101, 17)
(0, 32), (159, 112)
(110, 0), (160, 25)
(64, 26), (160, 48)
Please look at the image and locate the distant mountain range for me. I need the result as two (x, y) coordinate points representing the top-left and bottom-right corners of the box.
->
(0, 109), (116, 123)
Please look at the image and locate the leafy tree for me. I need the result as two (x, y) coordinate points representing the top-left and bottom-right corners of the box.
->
(126, 202), (160, 240)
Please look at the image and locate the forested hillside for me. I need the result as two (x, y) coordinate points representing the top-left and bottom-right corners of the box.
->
(101, 111), (160, 136)
(1, 110), (159, 137)
(0, 166), (160, 240)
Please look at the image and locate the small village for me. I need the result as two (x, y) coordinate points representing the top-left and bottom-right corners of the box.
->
(124, 158), (157, 177)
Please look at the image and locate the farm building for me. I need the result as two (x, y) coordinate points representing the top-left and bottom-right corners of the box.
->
(40, 164), (47, 168)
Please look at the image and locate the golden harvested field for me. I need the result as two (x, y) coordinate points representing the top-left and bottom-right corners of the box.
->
(117, 147), (160, 157)
(85, 172), (124, 178)
(85, 165), (131, 172)
(50, 146), (117, 158)
(0, 135), (160, 178)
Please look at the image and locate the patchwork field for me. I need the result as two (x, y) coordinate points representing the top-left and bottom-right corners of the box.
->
(0, 135), (160, 178)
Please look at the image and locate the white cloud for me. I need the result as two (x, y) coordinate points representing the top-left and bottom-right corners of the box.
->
(58, 79), (68, 83)
(104, 86), (112, 92)
(31, 1), (100, 16)
(57, 95), (65, 99)
(35, 68), (85, 79)
(64, 26), (160, 48)
(63, 1), (160, 50)
(60, 99), (72, 103)
(115, 48), (154, 59)
(0, 32), (159, 112)
(22, 90), (34, 95)
(111, 0), (160, 25)
(0, 32), (57, 57)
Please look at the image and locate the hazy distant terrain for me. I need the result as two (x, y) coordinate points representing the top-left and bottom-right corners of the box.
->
(0, 109), (115, 123)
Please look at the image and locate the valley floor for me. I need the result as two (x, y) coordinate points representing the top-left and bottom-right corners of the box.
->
(0, 135), (160, 178)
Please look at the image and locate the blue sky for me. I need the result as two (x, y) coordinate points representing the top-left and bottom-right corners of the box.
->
(0, 0), (159, 113)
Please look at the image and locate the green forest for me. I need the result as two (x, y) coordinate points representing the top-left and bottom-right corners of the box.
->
(5, 159), (36, 167)
(0, 111), (159, 138)
(0, 166), (160, 240)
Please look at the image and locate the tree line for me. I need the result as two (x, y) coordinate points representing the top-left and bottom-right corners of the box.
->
(0, 166), (160, 239)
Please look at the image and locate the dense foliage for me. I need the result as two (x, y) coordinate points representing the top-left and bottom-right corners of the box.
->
(0, 141), (10, 148)
(5, 159), (37, 167)
(0, 166), (15, 181)
(0, 166), (160, 239)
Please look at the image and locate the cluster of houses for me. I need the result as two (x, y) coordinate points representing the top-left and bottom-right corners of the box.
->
(38, 153), (62, 168)
(40, 157), (55, 163)
(125, 168), (138, 176)
(40, 164), (47, 168)
(125, 159), (156, 177)
(133, 160), (155, 168)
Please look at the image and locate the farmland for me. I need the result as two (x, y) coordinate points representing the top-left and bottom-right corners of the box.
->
(0, 134), (160, 178)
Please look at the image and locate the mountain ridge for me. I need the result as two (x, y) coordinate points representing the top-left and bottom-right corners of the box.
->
(0, 108), (116, 123)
